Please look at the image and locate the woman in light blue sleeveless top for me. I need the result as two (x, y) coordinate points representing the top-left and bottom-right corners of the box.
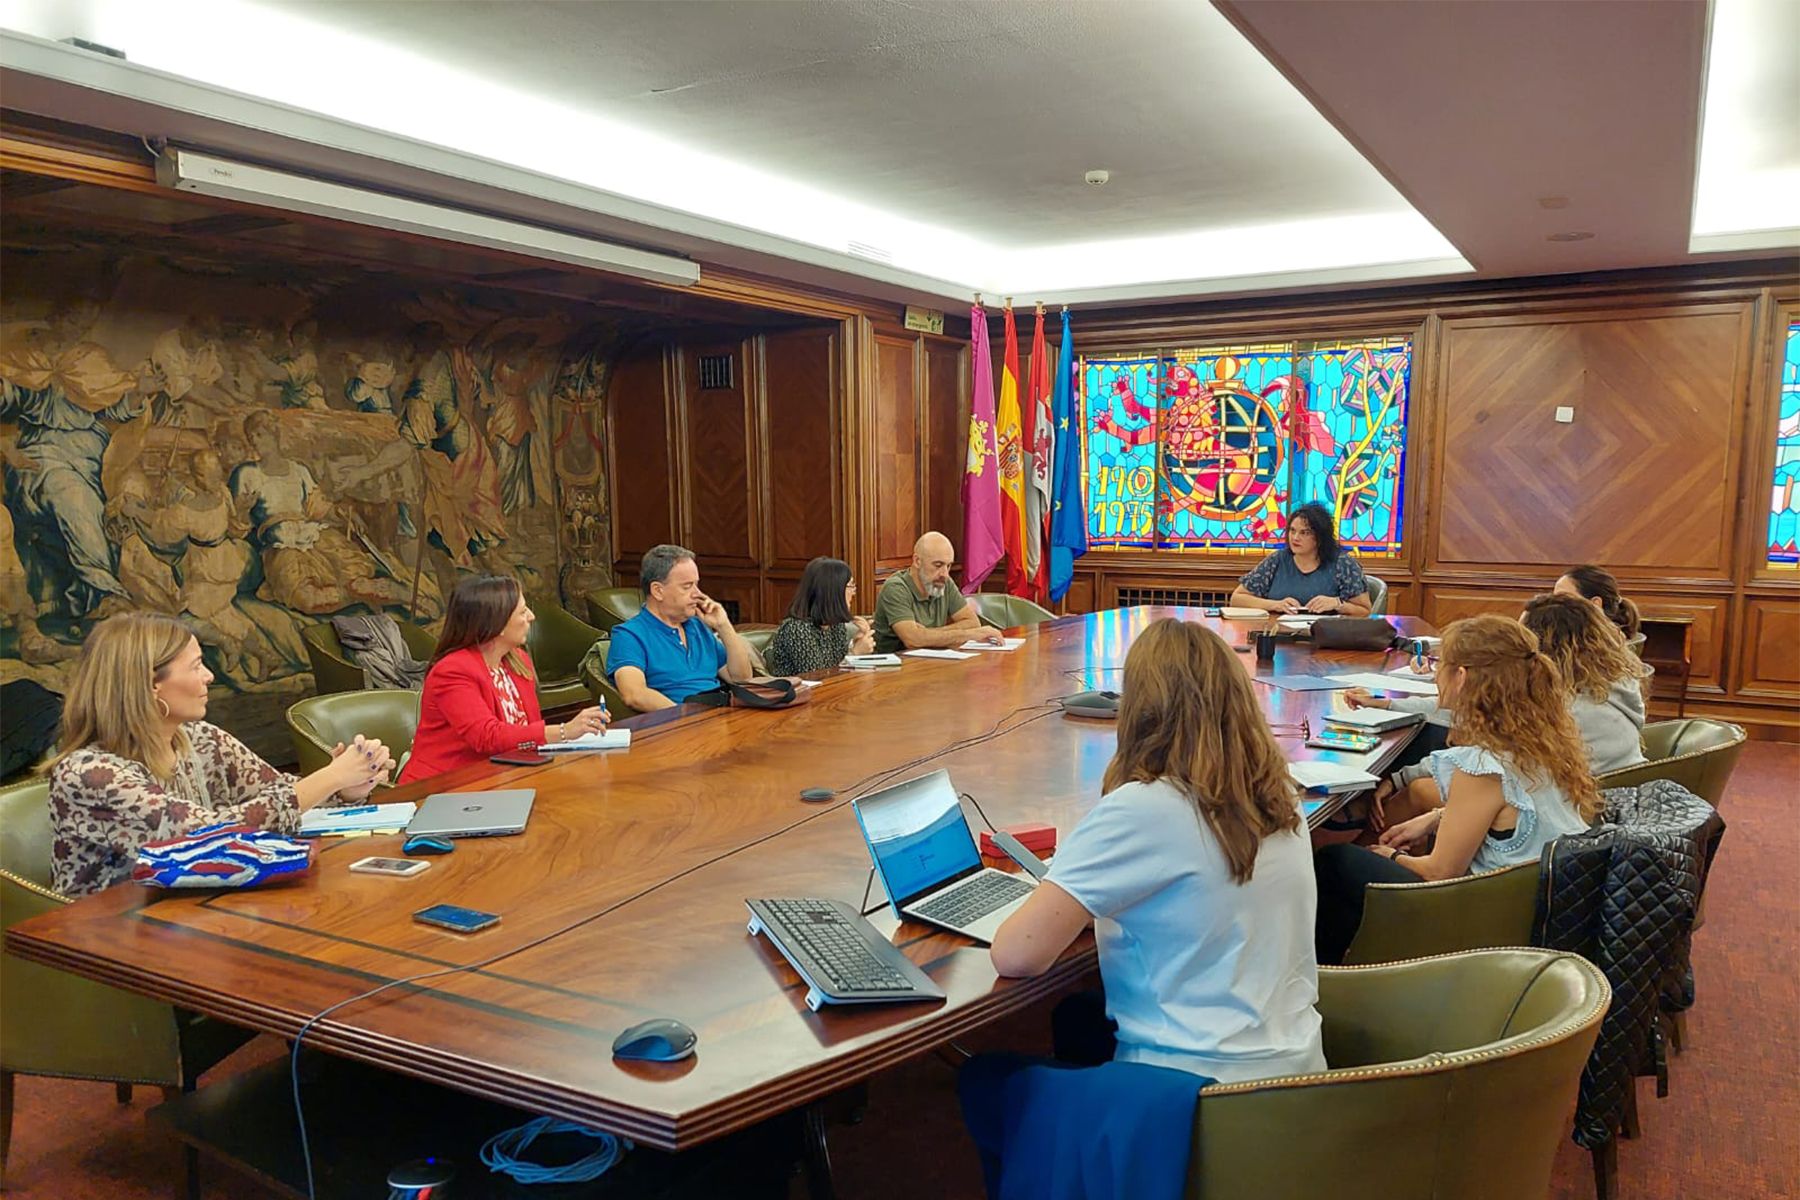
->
(1314, 615), (1600, 963)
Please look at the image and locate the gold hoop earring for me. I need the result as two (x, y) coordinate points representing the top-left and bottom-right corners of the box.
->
(154, 696), (172, 719)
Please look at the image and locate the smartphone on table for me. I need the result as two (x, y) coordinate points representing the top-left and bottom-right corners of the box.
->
(413, 904), (501, 933)
(1306, 728), (1381, 754)
(349, 856), (431, 878)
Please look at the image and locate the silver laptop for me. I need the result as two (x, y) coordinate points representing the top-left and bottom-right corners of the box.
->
(405, 789), (536, 838)
(851, 770), (1035, 945)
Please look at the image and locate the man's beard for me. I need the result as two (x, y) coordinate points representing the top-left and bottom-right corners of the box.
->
(927, 582), (946, 599)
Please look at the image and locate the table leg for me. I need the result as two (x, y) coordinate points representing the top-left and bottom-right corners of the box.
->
(801, 1102), (837, 1200)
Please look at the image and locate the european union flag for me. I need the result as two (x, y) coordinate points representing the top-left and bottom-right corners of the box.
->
(1047, 308), (1087, 602)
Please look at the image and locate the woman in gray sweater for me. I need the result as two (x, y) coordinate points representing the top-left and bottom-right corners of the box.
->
(1520, 593), (1649, 773)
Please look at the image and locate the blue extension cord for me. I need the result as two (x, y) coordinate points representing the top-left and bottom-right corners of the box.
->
(480, 1117), (632, 1184)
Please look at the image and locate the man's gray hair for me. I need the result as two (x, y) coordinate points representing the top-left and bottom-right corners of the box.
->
(639, 544), (696, 596)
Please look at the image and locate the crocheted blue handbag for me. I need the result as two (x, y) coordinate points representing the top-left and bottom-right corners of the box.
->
(132, 822), (315, 889)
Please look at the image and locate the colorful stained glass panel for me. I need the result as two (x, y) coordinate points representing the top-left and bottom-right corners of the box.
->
(1771, 320), (1800, 568)
(1079, 338), (1412, 555)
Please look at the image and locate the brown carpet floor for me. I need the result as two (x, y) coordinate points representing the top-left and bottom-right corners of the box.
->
(6, 742), (1795, 1199)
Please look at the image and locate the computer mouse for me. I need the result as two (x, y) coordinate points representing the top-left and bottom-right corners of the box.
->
(612, 1017), (698, 1062)
(402, 835), (456, 856)
(799, 787), (836, 803)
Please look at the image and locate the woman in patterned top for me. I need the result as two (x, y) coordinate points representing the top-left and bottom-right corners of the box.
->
(49, 612), (395, 897)
(1229, 501), (1373, 615)
(399, 574), (608, 784)
(764, 557), (874, 676)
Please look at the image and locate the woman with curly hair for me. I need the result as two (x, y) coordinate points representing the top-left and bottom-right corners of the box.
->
(1313, 615), (1598, 964)
(1521, 593), (1649, 773)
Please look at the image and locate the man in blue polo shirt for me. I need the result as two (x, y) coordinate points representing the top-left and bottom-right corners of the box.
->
(608, 543), (755, 709)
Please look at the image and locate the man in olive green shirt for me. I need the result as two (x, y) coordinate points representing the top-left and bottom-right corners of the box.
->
(872, 531), (1003, 653)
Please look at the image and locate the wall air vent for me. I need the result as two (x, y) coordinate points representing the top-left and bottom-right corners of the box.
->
(1116, 586), (1231, 609)
(697, 354), (735, 390)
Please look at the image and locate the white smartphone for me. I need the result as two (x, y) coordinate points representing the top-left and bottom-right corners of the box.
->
(349, 856), (431, 877)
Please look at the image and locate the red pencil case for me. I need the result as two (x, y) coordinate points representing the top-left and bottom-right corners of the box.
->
(980, 823), (1057, 858)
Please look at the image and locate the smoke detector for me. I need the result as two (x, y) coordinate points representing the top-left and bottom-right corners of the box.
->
(1084, 169), (1110, 186)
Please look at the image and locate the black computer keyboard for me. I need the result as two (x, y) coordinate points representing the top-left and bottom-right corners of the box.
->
(746, 898), (943, 1010)
(912, 872), (1034, 928)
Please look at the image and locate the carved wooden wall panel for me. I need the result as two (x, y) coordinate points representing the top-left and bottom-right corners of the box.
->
(609, 347), (676, 559)
(873, 336), (920, 566)
(1738, 597), (1800, 699)
(1433, 309), (1749, 575)
(925, 340), (969, 545)
(680, 343), (758, 567)
(762, 328), (838, 569)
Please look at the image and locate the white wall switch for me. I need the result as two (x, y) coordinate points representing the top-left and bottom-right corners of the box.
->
(1554, 406), (1575, 423)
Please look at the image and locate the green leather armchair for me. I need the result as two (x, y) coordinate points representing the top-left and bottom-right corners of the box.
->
(575, 639), (635, 719)
(739, 626), (774, 674)
(300, 620), (436, 695)
(1342, 861), (1540, 967)
(1364, 573), (1389, 615)
(968, 593), (1056, 629)
(1189, 948), (1608, 1200)
(286, 690), (420, 781)
(0, 778), (252, 1189)
(524, 600), (606, 712)
(1594, 718), (1746, 808)
(584, 586), (642, 633)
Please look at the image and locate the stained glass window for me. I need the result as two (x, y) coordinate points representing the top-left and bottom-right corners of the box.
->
(1080, 337), (1411, 554)
(1771, 320), (1800, 569)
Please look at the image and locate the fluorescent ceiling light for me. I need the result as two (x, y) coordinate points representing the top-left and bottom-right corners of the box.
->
(154, 148), (700, 286)
(1690, 0), (1800, 253)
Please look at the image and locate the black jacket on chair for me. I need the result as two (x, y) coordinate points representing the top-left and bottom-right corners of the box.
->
(1533, 779), (1723, 1148)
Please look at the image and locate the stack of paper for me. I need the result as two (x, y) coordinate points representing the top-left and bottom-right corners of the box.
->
(842, 654), (903, 669)
(1288, 760), (1380, 794)
(300, 802), (417, 836)
(962, 638), (1026, 652)
(541, 728), (631, 753)
(1325, 707), (1425, 732)
(1220, 606), (1269, 620)
(1328, 671), (1439, 696)
(904, 648), (977, 660)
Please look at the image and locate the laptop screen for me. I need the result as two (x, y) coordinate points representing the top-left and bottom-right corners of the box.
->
(852, 770), (982, 912)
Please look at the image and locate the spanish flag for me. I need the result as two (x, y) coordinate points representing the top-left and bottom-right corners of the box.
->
(996, 303), (1029, 595)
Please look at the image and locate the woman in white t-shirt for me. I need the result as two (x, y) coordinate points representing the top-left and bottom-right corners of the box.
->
(989, 618), (1326, 1085)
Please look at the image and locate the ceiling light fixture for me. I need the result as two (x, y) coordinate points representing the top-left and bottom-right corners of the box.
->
(153, 147), (701, 286)
(1545, 231), (1595, 242)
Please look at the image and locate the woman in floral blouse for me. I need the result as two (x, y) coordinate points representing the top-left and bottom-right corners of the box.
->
(765, 557), (875, 676)
(1228, 501), (1373, 616)
(49, 612), (394, 896)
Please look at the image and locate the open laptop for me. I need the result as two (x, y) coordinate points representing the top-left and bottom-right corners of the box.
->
(405, 789), (536, 838)
(851, 769), (1035, 944)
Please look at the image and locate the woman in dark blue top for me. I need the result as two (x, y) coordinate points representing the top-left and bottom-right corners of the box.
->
(1229, 502), (1373, 615)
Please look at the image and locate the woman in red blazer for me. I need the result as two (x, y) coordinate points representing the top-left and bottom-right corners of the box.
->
(398, 575), (609, 784)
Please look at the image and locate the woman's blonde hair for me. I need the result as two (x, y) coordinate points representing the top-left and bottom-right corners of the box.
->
(1520, 593), (1649, 703)
(1439, 615), (1602, 822)
(1102, 618), (1299, 883)
(56, 612), (195, 780)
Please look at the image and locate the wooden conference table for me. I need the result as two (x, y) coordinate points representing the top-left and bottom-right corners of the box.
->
(9, 607), (1435, 1161)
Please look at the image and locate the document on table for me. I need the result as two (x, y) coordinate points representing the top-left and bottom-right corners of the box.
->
(1289, 760), (1381, 793)
(300, 802), (417, 836)
(1220, 607), (1270, 620)
(961, 638), (1026, 651)
(843, 654), (903, 669)
(905, 648), (977, 660)
(1254, 674), (1351, 692)
(1329, 671), (1439, 696)
(541, 728), (632, 753)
